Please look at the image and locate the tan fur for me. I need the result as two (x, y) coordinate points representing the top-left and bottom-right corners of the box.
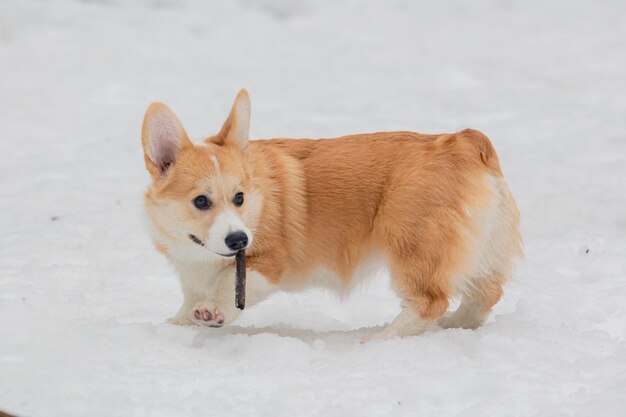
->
(142, 90), (523, 337)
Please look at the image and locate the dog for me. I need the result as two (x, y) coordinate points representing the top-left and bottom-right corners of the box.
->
(141, 90), (522, 339)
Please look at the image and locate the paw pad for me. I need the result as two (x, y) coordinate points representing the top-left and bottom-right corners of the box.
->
(192, 305), (225, 327)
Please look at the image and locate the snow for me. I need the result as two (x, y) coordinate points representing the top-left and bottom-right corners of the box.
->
(1, 0), (625, 415)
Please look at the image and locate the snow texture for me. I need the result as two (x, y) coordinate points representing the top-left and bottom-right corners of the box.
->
(1, 0), (625, 416)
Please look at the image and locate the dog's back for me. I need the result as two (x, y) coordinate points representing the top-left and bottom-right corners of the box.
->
(248, 128), (522, 336)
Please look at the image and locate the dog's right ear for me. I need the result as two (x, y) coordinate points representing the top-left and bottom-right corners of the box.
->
(210, 89), (251, 153)
(141, 103), (192, 181)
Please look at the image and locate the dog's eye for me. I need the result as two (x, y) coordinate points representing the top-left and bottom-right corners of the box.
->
(193, 195), (211, 210)
(233, 192), (244, 207)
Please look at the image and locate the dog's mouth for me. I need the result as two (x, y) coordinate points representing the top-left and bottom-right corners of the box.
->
(188, 234), (237, 258)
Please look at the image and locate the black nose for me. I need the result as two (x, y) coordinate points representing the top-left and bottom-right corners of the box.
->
(224, 231), (249, 251)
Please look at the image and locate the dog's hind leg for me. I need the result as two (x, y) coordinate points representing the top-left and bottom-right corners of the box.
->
(438, 271), (506, 329)
(362, 301), (434, 342)
(364, 255), (451, 341)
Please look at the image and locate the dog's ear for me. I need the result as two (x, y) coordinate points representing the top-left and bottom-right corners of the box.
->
(141, 102), (192, 181)
(211, 89), (250, 153)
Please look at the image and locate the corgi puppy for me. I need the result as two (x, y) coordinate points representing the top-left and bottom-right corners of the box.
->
(141, 90), (522, 339)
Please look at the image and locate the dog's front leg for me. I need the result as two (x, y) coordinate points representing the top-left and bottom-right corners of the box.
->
(168, 262), (277, 327)
(166, 288), (201, 326)
(190, 268), (278, 327)
(165, 261), (216, 326)
(187, 265), (240, 328)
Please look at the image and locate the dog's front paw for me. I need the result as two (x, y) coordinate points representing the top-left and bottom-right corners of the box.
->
(190, 302), (225, 328)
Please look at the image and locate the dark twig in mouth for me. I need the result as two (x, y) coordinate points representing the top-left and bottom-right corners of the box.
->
(188, 234), (205, 246)
(235, 250), (246, 310)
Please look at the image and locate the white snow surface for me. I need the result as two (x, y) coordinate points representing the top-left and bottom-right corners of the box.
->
(1, 0), (625, 416)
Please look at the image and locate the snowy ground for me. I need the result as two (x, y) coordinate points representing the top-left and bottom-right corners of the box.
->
(1, 0), (625, 416)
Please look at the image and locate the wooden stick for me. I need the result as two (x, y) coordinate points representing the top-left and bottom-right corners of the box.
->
(235, 250), (246, 310)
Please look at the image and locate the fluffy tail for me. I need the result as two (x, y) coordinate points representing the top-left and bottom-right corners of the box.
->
(458, 128), (503, 176)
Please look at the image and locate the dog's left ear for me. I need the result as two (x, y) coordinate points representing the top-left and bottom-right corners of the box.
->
(211, 89), (250, 153)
